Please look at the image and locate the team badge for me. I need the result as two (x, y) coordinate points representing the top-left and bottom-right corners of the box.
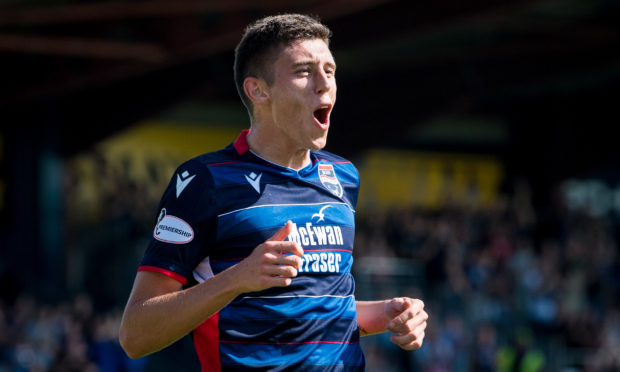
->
(153, 208), (194, 244)
(318, 163), (343, 197)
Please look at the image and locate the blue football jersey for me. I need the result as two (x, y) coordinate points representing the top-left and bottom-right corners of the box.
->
(139, 130), (364, 371)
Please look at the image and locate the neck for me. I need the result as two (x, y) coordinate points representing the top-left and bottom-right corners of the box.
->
(246, 125), (311, 171)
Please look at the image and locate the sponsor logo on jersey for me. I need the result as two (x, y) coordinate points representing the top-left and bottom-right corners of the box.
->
(311, 205), (331, 222)
(245, 171), (262, 194)
(299, 252), (342, 273)
(318, 163), (343, 197)
(288, 204), (346, 273)
(287, 204), (344, 247)
(153, 208), (194, 244)
(288, 222), (344, 247)
(176, 170), (196, 198)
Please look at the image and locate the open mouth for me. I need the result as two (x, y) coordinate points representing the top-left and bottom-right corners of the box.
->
(313, 106), (331, 126)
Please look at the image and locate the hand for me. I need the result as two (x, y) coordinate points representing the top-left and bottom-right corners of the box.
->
(385, 297), (428, 350)
(232, 221), (304, 293)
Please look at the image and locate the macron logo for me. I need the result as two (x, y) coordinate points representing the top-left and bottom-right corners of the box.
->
(176, 171), (196, 198)
(245, 172), (262, 194)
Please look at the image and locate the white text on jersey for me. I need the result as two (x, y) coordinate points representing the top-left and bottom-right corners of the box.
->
(299, 252), (342, 273)
(287, 222), (344, 247)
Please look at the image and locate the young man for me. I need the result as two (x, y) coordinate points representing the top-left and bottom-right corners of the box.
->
(119, 13), (427, 371)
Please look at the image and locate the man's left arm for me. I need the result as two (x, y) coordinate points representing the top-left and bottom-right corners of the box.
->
(356, 298), (428, 350)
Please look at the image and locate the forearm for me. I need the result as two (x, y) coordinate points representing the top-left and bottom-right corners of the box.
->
(356, 300), (390, 336)
(120, 222), (303, 359)
(119, 268), (241, 358)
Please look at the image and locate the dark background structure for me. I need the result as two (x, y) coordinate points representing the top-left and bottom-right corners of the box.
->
(3, 0), (619, 161)
(1, 0), (619, 371)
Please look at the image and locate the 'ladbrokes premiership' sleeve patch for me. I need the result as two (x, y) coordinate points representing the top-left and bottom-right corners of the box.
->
(153, 208), (194, 244)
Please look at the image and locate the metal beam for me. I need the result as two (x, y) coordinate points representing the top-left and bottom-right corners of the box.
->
(0, 34), (167, 61)
(0, 0), (313, 25)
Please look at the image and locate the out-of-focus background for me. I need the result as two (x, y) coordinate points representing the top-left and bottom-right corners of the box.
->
(1, 0), (619, 371)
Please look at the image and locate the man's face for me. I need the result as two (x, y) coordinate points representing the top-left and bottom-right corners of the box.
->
(265, 38), (337, 152)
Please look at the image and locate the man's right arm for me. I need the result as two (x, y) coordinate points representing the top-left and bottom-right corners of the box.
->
(119, 221), (303, 359)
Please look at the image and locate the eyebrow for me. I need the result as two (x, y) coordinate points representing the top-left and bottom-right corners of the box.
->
(292, 60), (337, 70)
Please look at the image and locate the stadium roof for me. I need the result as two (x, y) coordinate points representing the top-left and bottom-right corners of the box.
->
(2, 0), (619, 183)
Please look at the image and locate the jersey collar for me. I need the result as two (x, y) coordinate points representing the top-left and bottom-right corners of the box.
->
(233, 128), (316, 174)
(233, 129), (251, 156)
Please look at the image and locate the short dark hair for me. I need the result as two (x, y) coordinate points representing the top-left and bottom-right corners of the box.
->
(233, 13), (332, 114)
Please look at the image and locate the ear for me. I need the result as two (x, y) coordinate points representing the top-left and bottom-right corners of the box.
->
(243, 77), (270, 105)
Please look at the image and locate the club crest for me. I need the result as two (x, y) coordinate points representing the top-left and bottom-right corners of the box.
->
(318, 163), (343, 197)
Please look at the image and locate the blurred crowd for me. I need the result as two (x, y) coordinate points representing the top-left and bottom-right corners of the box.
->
(0, 294), (145, 372)
(355, 179), (620, 372)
